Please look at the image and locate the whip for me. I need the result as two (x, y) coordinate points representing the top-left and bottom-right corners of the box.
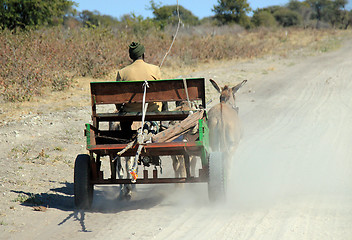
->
(159, 0), (181, 68)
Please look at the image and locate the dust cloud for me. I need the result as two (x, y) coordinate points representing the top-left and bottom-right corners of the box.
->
(226, 100), (352, 210)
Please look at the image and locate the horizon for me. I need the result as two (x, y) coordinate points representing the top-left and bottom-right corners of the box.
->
(74, 0), (352, 20)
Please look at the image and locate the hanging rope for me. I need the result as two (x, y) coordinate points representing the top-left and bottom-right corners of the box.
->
(128, 80), (150, 182)
(127, 0), (182, 182)
(159, 0), (181, 68)
(141, 80), (149, 128)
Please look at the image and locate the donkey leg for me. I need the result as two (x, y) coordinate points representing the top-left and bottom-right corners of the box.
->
(190, 156), (197, 177)
(116, 156), (125, 200)
(172, 155), (179, 178)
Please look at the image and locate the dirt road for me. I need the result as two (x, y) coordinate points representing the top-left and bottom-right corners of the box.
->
(1, 38), (352, 239)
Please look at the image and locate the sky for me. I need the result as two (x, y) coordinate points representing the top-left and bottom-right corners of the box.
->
(74, 0), (352, 19)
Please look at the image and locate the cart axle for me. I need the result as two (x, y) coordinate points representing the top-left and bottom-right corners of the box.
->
(92, 177), (207, 185)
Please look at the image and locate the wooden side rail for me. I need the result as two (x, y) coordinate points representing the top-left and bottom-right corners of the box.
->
(95, 111), (191, 122)
(87, 141), (204, 157)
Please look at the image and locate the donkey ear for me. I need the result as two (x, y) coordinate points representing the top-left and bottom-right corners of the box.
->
(209, 79), (221, 93)
(232, 80), (247, 93)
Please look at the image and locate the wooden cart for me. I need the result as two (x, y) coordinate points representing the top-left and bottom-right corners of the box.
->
(74, 78), (224, 209)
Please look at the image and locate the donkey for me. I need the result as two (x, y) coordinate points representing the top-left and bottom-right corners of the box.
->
(207, 79), (247, 192)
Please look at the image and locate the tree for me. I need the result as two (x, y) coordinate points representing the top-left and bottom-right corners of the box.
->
(274, 7), (302, 27)
(323, 0), (348, 28)
(287, 0), (312, 27)
(0, 0), (76, 30)
(306, 0), (349, 28)
(345, 10), (352, 29)
(79, 10), (100, 28)
(119, 13), (159, 37)
(78, 10), (119, 28)
(251, 10), (277, 28)
(149, 1), (199, 26)
(259, 5), (282, 15)
(306, 0), (332, 28)
(212, 0), (252, 26)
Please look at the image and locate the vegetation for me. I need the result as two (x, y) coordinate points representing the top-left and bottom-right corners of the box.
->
(12, 193), (43, 205)
(306, 0), (349, 28)
(212, 0), (252, 27)
(251, 0), (351, 28)
(149, 0), (200, 26)
(287, 0), (312, 27)
(0, 0), (76, 30)
(0, 0), (351, 103)
(0, 220), (8, 226)
(274, 7), (302, 27)
(252, 10), (277, 28)
(78, 10), (119, 28)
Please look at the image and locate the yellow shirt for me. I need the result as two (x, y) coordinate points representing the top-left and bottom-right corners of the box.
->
(116, 59), (161, 112)
(116, 59), (161, 81)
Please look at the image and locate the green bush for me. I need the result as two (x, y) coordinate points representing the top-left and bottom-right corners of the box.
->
(274, 8), (302, 27)
(150, 2), (200, 26)
(0, 0), (75, 30)
(252, 11), (278, 28)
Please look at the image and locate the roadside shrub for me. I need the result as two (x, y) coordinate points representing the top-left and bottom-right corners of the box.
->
(0, 26), (134, 102)
(0, 28), (75, 102)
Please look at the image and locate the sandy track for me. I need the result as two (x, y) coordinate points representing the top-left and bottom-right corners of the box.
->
(1, 39), (352, 239)
(146, 39), (352, 240)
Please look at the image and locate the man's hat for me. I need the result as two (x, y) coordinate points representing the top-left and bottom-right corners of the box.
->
(129, 42), (145, 59)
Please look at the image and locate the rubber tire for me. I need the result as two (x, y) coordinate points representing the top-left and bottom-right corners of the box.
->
(208, 152), (226, 202)
(74, 154), (93, 209)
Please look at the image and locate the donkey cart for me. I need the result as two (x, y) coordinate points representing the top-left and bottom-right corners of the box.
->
(74, 78), (225, 209)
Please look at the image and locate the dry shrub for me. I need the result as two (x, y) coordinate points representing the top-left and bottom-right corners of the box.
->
(0, 27), (129, 102)
(0, 26), (344, 103)
(159, 27), (342, 69)
(0, 28), (74, 102)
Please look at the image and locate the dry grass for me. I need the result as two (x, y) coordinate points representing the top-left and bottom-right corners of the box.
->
(0, 27), (350, 122)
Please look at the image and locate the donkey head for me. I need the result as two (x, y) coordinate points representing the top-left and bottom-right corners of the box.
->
(210, 79), (247, 108)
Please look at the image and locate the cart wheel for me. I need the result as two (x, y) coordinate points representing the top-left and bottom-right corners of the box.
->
(208, 152), (226, 202)
(74, 154), (93, 209)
